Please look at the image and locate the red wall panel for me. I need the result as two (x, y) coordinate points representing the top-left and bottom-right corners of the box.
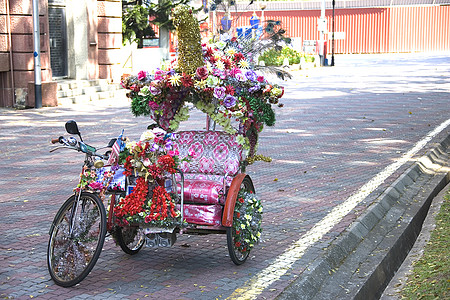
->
(215, 5), (450, 54)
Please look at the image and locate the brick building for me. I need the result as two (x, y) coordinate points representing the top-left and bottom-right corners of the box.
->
(0, 0), (122, 107)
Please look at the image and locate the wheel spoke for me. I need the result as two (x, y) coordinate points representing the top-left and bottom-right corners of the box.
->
(48, 193), (106, 286)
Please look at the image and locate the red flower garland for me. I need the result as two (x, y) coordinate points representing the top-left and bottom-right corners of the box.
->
(144, 186), (177, 223)
(114, 177), (148, 219)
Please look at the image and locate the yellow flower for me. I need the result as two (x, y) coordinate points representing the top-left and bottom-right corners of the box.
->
(140, 130), (156, 142)
(169, 74), (182, 86)
(238, 60), (249, 69)
(194, 80), (207, 89)
(271, 87), (283, 97)
(214, 52), (222, 60)
(126, 141), (137, 151)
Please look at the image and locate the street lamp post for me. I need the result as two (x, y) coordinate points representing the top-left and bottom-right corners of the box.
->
(32, 0), (42, 108)
(318, 0), (326, 66)
(331, 0), (335, 66)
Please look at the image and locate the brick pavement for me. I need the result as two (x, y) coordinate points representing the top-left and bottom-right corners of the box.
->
(0, 53), (449, 299)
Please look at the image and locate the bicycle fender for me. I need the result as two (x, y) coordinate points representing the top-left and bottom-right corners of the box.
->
(222, 174), (254, 227)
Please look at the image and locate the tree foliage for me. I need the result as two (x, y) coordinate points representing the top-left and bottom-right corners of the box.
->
(122, 1), (156, 47)
(122, 0), (200, 47)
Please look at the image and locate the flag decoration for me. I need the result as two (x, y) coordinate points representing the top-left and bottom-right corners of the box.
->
(107, 129), (124, 166)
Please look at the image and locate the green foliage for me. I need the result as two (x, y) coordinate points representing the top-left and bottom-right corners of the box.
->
(130, 95), (151, 117)
(402, 190), (450, 299)
(248, 95), (276, 127)
(258, 46), (314, 66)
(122, 0), (198, 47)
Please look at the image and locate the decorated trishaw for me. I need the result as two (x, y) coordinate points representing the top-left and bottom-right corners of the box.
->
(47, 4), (286, 287)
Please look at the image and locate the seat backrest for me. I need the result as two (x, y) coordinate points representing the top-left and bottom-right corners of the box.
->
(171, 131), (243, 176)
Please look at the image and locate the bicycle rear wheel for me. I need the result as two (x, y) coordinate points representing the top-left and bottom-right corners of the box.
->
(47, 192), (106, 287)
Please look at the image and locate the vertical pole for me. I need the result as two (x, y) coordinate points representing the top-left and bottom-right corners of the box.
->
(6, 0), (15, 105)
(319, 0), (325, 66)
(32, 0), (42, 108)
(331, 0), (335, 66)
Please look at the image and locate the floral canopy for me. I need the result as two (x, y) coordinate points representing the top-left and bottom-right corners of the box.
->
(120, 5), (285, 163)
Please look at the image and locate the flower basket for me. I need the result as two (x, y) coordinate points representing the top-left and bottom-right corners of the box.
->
(113, 128), (186, 229)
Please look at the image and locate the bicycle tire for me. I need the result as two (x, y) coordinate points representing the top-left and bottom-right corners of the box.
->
(47, 192), (106, 287)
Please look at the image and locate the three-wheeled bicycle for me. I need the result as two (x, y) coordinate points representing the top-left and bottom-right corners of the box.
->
(47, 6), (285, 286)
(47, 117), (265, 287)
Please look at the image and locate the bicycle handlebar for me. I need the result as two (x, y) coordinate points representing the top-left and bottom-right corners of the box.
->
(51, 136), (64, 144)
(50, 136), (108, 160)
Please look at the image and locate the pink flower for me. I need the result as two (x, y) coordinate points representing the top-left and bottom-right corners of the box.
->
(89, 182), (103, 190)
(235, 72), (245, 82)
(154, 70), (164, 80)
(148, 101), (159, 110)
(168, 149), (179, 156)
(143, 158), (151, 167)
(257, 76), (265, 83)
(196, 66), (209, 80)
(137, 70), (147, 80)
(230, 68), (242, 78)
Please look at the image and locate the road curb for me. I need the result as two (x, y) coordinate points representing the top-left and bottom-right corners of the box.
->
(277, 134), (450, 300)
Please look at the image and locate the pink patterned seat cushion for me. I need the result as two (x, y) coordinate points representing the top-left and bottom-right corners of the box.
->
(177, 179), (225, 205)
(176, 204), (222, 226)
(172, 131), (243, 176)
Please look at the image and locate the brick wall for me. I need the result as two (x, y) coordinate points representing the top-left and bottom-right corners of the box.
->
(97, 0), (121, 81)
(0, 0), (52, 107)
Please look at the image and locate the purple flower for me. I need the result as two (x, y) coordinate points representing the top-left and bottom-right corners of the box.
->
(164, 139), (173, 150)
(249, 85), (260, 93)
(213, 87), (226, 99)
(245, 70), (257, 81)
(235, 72), (246, 82)
(150, 86), (161, 95)
(223, 95), (237, 108)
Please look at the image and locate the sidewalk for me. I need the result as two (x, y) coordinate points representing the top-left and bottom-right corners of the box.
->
(0, 53), (449, 300)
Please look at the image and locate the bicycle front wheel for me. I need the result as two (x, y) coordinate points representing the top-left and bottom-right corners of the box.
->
(47, 192), (106, 287)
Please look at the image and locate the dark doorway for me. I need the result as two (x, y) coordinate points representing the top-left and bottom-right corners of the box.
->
(48, 0), (68, 78)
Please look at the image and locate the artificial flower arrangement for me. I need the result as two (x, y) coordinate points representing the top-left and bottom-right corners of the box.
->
(231, 190), (263, 254)
(121, 36), (285, 163)
(113, 127), (186, 228)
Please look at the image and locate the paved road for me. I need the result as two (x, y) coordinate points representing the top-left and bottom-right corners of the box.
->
(0, 53), (449, 299)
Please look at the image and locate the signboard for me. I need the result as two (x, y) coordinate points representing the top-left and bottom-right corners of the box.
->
(143, 39), (159, 48)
